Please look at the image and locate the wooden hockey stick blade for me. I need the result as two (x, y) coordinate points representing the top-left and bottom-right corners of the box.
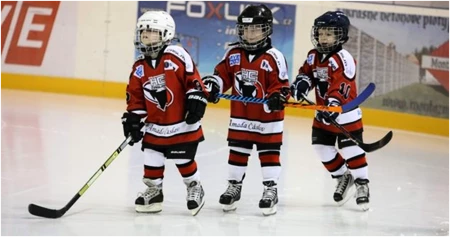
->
(359, 131), (393, 153)
(28, 136), (131, 218)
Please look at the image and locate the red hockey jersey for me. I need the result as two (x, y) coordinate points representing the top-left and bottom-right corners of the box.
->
(214, 45), (290, 145)
(298, 48), (363, 134)
(126, 45), (206, 148)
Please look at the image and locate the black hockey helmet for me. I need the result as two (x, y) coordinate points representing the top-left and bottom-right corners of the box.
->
(236, 4), (273, 51)
(311, 11), (350, 54)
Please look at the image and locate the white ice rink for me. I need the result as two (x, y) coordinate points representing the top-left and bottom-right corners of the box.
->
(2, 89), (449, 236)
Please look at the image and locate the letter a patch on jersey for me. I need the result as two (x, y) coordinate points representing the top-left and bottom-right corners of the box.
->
(260, 60), (273, 72)
(134, 65), (144, 78)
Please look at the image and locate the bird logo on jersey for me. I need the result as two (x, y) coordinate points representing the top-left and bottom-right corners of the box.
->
(313, 67), (330, 99)
(234, 69), (264, 103)
(143, 74), (174, 111)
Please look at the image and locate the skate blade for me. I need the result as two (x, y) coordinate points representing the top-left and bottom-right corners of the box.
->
(358, 202), (369, 211)
(135, 203), (162, 213)
(337, 185), (356, 206)
(261, 205), (277, 216)
(222, 202), (238, 212)
(191, 200), (205, 216)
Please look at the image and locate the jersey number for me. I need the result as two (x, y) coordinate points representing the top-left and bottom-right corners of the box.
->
(338, 83), (351, 100)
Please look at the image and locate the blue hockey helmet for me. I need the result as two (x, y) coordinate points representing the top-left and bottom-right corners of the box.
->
(311, 11), (350, 54)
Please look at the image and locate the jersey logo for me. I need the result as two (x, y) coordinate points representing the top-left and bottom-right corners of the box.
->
(134, 65), (144, 78)
(229, 53), (241, 66)
(329, 58), (339, 71)
(313, 67), (329, 99)
(164, 59), (179, 71)
(307, 54), (315, 65)
(234, 69), (264, 103)
(260, 60), (273, 72)
(143, 74), (174, 111)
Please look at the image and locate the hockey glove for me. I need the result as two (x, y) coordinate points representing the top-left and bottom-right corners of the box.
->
(121, 112), (144, 146)
(290, 74), (312, 102)
(316, 99), (340, 125)
(202, 75), (221, 104)
(185, 90), (208, 124)
(267, 92), (287, 111)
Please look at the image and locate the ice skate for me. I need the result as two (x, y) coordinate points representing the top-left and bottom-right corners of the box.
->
(355, 178), (370, 211)
(333, 170), (355, 206)
(219, 180), (242, 212)
(186, 180), (205, 216)
(259, 181), (278, 216)
(135, 178), (164, 213)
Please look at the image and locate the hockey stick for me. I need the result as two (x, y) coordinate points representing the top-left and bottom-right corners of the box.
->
(302, 96), (393, 153)
(28, 136), (132, 218)
(217, 82), (376, 113)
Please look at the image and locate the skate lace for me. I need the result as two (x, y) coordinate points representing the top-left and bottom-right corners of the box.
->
(262, 186), (277, 200)
(335, 174), (350, 195)
(356, 183), (369, 198)
(138, 186), (160, 200)
(224, 184), (241, 197)
(187, 183), (203, 201)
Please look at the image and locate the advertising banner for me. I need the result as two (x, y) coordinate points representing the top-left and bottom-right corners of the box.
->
(1, 1), (77, 77)
(137, 1), (296, 77)
(338, 8), (449, 118)
(335, 0), (450, 9)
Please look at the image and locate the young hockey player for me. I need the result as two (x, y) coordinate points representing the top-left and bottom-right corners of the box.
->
(202, 4), (290, 216)
(122, 10), (208, 216)
(290, 11), (370, 211)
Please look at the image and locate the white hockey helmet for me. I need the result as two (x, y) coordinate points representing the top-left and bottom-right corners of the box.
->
(134, 10), (176, 56)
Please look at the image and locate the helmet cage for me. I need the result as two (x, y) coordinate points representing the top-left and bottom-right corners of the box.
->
(236, 23), (272, 51)
(311, 26), (346, 54)
(134, 28), (166, 56)
(134, 11), (175, 56)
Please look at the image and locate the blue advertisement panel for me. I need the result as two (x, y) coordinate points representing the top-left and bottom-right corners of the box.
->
(137, 1), (296, 77)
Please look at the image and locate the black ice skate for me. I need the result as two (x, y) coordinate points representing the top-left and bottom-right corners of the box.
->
(219, 180), (242, 212)
(333, 170), (355, 206)
(135, 178), (164, 213)
(186, 181), (205, 216)
(355, 178), (370, 211)
(259, 181), (278, 216)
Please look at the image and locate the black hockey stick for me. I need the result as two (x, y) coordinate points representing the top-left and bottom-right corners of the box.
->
(28, 136), (132, 218)
(302, 96), (393, 153)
